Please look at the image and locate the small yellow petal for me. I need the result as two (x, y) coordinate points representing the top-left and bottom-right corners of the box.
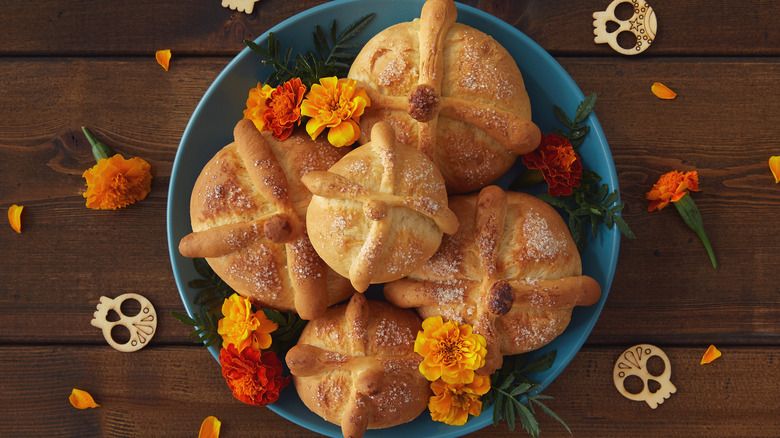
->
(700, 344), (722, 364)
(155, 49), (172, 71)
(769, 156), (780, 183)
(8, 204), (23, 233)
(651, 82), (677, 99)
(198, 416), (221, 438)
(69, 388), (100, 409)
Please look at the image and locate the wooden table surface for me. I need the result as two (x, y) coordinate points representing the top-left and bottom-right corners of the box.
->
(1, 0), (778, 437)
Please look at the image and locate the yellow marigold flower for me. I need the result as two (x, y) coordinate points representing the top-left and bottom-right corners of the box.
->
(429, 375), (491, 426)
(198, 415), (221, 438)
(69, 388), (99, 409)
(300, 76), (370, 147)
(218, 293), (277, 351)
(414, 315), (487, 384)
(82, 154), (152, 210)
(243, 82), (276, 133)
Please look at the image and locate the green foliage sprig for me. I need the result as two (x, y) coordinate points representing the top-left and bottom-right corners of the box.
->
(262, 308), (307, 357)
(483, 351), (571, 438)
(245, 13), (375, 88)
(188, 258), (236, 312)
(171, 307), (222, 348)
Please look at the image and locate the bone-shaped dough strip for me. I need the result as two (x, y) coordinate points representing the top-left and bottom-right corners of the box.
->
(302, 171), (458, 234)
(439, 97), (542, 155)
(417, 0), (457, 88)
(475, 185), (507, 278)
(178, 211), (296, 258)
(287, 232), (329, 321)
(384, 275), (600, 310)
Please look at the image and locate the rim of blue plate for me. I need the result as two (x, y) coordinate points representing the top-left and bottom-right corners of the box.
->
(166, 1), (620, 437)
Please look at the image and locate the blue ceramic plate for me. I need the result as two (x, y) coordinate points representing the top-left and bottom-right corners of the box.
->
(167, 1), (619, 436)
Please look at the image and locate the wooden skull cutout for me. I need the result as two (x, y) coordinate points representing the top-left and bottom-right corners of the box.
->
(178, 119), (354, 320)
(286, 293), (430, 438)
(348, 0), (541, 194)
(384, 185), (601, 374)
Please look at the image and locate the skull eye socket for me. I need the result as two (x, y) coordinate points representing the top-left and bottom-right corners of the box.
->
(623, 375), (644, 394)
(646, 355), (666, 377)
(617, 31), (638, 50)
(647, 379), (662, 394)
(110, 324), (131, 345)
(614, 1), (634, 20)
(605, 20), (620, 33)
(120, 297), (142, 317)
(106, 309), (121, 322)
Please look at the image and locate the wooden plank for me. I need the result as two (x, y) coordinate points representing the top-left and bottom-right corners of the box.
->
(1, 58), (778, 344)
(0, 346), (775, 437)
(0, 1), (777, 56)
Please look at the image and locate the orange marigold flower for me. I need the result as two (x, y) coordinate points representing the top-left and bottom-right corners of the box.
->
(414, 315), (487, 384)
(218, 293), (277, 351)
(300, 76), (370, 147)
(651, 82), (677, 99)
(243, 78), (306, 141)
(521, 133), (583, 196)
(198, 416), (221, 438)
(219, 344), (290, 406)
(700, 344), (722, 365)
(155, 49), (172, 71)
(82, 154), (152, 210)
(646, 170), (700, 212)
(8, 204), (23, 233)
(428, 375), (491, 426)
(69, 388), (100, 409)
(769, 156), (780, 183)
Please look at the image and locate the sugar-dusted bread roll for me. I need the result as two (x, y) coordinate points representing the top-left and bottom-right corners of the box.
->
(384, 185), (601, 374)
(348, 0), (541, 194)
(178, 119), (355, 320)
(301, 121), (458, 293)
(286, 293), (430, 438)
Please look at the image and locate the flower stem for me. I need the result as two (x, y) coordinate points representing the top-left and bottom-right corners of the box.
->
(673, 194), (717, 268)
(81, 126), (112, 162)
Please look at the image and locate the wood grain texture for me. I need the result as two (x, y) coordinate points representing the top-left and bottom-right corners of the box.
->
(0, 0), (777, 56)
(0, 346), (775, 437)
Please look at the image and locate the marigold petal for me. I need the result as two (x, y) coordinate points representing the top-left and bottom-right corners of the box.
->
(651, 82), (677, 99)
(700, 344), (722, 364)
(8, 204), (23, 233)
(198, 416), (221, 438)
(155, 49), (171, 71)
(69, 388), (99, 409)
(327, 120), (361, 147)
(769, 156), (780, 183)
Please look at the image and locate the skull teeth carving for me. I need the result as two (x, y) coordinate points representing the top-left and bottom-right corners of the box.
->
(221, 0), (259, 14)
(90, 293), (157, 352)
(613, 344), (676, 408)
(593, 0), (657, 55)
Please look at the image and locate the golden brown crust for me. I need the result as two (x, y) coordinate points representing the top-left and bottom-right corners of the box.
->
(178, 119), (355, 320)
(384, 186), (601, 374)
(303, 121), (458, 293)
(286, 293), (430, 438)
(348, 0), (541, 194)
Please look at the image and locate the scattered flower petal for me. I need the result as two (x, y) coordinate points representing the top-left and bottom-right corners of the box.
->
(769, 156), (780, 183)
(700, 345), (722, 364)
(198, 416), (221, 438)
(69, 388), (99, 409)
(155, 49), (172, 71)
(8, 204), (23, 233)
(82, 154), (153, 210)
(651, 82), (677, 99)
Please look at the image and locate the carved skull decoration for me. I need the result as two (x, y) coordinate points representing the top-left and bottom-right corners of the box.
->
(593, 0), (657, 55)
(613, 344), (676, 408)
(90, 293), (157, 352)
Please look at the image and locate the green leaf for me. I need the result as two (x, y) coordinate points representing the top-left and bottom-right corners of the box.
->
(518, 350), (557, 374)
(613, 213), (636, 239)
(514, 399), (540, 438)
(553, 105), (572, 128)
(170, 311), (198, 327)
(573, 92), (597, 125)
(530, 397), (573, 436)
(673, 194), (717, 268)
